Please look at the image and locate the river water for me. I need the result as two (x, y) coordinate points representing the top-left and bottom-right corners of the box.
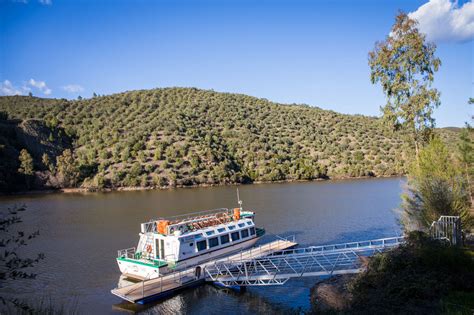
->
(0, 177), (405, 314)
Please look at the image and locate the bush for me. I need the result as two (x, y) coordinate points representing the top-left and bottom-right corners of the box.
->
(347, 232), (474, 314)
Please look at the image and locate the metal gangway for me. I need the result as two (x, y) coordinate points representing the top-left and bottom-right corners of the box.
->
(205, 236), (405, 287)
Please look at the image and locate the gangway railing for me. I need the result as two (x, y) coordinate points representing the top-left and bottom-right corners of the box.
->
(205, 236), (405, 287)
(430, 216), (461, 246)
(266, 236), (403, 257)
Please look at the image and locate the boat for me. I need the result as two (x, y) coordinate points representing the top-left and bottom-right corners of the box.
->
(116, 199), (265, 280)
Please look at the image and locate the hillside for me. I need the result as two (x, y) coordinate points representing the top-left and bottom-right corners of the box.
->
(0, 88), (414, 192)
(0, 115), (71, 192)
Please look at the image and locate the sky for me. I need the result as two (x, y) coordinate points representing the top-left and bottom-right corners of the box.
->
(0, 0), (472, 127)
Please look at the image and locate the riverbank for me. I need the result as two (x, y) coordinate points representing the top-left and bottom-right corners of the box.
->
(0, 174), (403, 196)
(309, 232), (474, 314)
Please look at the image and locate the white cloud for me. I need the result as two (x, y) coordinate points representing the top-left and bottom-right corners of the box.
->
(0, 80), (23, 96)
(0, 79), (52, 96)
(409, 0), (474, 42)
(38, 0), (52, 5)
(62, 84), (84, 93)
(28, 78), (52, 95)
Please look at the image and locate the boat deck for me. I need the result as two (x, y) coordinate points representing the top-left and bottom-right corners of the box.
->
(111, 238), (297, 304)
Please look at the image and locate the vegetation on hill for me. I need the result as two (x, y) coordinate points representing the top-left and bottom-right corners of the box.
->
(0, 113), (71, 192)
(0, 88), (414, 192)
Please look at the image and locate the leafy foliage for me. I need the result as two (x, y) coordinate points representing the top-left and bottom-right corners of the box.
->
(458, 100), (473, 208)
(0, 115), (72, 192)
(55, 149), (79, 188)
(18, 149), (34, 176)
(348, 231), (474, 314)
(369, 12), (441, 155)
(401, 137), (472, 230)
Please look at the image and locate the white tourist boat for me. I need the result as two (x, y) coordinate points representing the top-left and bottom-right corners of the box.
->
(116, 200), (265, 280)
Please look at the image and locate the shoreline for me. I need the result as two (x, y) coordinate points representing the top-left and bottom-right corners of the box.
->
(0, 174), (404, 197)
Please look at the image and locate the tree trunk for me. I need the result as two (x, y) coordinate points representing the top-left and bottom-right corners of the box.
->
(414, 139), (420, 163)
(465, 163), (473, 208)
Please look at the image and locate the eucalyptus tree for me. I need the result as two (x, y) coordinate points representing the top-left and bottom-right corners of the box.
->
(369, 12), (441, 157)
(458, 98), (474, 206)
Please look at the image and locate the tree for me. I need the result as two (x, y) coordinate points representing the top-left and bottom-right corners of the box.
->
(18, 149), (34, 176)
(369, 12), (441, 157)
(458, 98), (473, 207)
(56, 149), (79, 187)
(401, 137), (472, 231)
(458, 124), (473, 206)
(41, 153), (52, 171)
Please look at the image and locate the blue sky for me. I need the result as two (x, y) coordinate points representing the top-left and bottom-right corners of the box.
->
(1, 0), (472, 127)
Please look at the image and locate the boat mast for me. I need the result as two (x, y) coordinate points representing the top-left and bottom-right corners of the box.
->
(237, 188), (243, 211)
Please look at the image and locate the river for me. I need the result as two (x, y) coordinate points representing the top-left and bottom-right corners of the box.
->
(0, 177), (405, 314)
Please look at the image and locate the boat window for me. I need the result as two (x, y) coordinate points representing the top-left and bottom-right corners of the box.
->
(228, 225), (236, 230)
(250, 227), (256, 235)
(241, 229), (249, 238)
(231, 232), (240, 241)
(220, 234), (230, 244)
(217, 228), (226, 233)
(189, 243), (194, 247)
(205, 230), (215, 236)
(209, 237), (219, 248)
(238, 223), (245, 228)
(246, 222), (252, 226)
(197, 240), (207, 251)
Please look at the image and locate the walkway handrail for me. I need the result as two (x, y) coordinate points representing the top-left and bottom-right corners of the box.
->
(266, 236), (404, 257)
(205, 236), (406, 287)
(276, 234), (296, 243)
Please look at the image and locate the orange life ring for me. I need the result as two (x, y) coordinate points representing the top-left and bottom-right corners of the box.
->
(146, 245), (152, 253)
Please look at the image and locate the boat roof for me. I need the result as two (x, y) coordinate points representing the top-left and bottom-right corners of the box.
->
(141, 207), (255, 236)
(177, 218), (255, 239)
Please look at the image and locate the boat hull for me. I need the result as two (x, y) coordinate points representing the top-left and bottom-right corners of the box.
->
(117, 236), (260, 280)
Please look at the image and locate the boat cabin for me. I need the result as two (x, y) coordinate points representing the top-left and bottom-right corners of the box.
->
(136, 208), (257, 264)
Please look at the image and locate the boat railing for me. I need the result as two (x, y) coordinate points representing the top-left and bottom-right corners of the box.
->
(123, 266), (199, 299)
(153, 208), (232, 223)
(118, 247), (136, 259)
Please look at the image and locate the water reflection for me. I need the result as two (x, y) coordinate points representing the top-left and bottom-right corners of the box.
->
(112, 284), (300, 315)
